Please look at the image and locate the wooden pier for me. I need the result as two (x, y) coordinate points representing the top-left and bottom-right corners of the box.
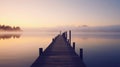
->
(31, 31), (86, 67)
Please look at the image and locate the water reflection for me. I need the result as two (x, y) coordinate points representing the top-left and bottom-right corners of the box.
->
(0, 32), (120, 67)
(0, 34), (21, 40)
(72, 33), (120, 67)
(0, 32), (55, 67)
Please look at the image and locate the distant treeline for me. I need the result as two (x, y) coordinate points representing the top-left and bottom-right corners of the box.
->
(0, 25), (22, 31)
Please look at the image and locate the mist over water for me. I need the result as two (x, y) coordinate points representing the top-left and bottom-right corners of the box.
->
(0, 31), (120, 67)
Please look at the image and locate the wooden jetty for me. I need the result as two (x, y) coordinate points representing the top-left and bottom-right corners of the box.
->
(31, 31), (86, 67)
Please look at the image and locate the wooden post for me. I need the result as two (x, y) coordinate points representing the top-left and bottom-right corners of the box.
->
(39, 48), (43, 56)
(69, 30), (71, 45)
(80, 48), (83, 60)
(73, 42), (75, 50)
(65, 31), (67, 40)
(52, 38), (55, 42)
(62, 32), (65, 38)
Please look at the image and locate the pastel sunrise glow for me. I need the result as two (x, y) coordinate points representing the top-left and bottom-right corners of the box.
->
(0, 0), (120, 28)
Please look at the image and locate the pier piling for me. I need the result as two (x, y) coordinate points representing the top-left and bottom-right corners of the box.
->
(69, 30), (71, 45)
(80, 48), (83, 60)
(39, 48), (43, 56)
(73, 42), (75, 50)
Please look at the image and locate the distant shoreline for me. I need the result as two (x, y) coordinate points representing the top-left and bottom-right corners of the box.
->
(0, 25), (22, 32)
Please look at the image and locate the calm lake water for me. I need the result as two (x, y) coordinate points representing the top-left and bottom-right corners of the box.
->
(0, 32), (120, 67)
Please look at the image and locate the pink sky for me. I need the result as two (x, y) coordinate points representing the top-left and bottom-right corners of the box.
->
(0, 0), (120, 28)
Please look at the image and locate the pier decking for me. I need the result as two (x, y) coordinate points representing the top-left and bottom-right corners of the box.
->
(31, 31), (86, 67)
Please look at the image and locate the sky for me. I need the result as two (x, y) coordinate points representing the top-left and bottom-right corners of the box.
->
(0, 0), (120, 28)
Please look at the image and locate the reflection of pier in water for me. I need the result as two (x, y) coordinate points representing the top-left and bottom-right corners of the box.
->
(0, 34), (21, 40)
